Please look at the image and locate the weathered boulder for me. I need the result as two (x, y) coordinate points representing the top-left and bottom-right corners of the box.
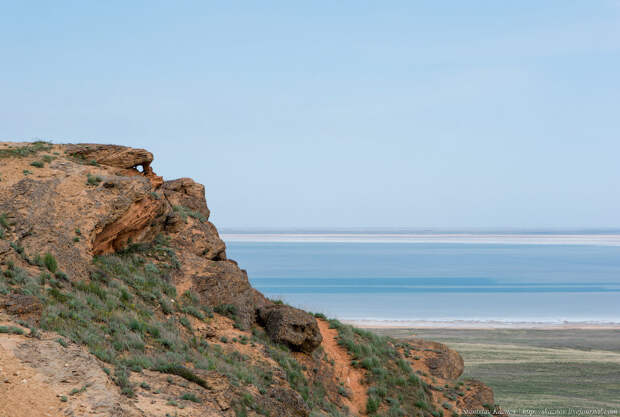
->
(2, 294), (43, 319)
(189, 259), (257, 328)
(65, 143), (163, 187)
(460, 380), (501, 413)
(258, 304), (322, 353)
(163, 178), (210, 219)
(65, 143), (154, 171)
(406, 338), (464, 379)
(257, 387), (310, 417)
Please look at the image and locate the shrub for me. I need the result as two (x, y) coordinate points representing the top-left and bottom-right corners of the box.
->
(55, 271), (68, 281)
(86, 173), (102, 186)
(172, 205), (206, 223)
(181, 305), (204, 320)
(114, 367), (134, 397)
(214, 304), (237, 318)
(0, 325), (24, 335)
(30, 160), (44, 168)
(181, 392), (200, 403)
(9, 241), (24, 254)
(179, 316), (192, 330)
(367, 396), (380, 414)
(43, 252), (57, 273)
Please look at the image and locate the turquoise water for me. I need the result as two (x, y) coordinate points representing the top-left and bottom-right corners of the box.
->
(225, 242), (620, 323)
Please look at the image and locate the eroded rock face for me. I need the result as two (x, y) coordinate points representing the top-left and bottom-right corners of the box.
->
(92, 195), (167, 255)
(258, 387), (311, 417)
(0, 142), (300, 346)
(406, 338), (464, 379)
(258, 304), (323, 353)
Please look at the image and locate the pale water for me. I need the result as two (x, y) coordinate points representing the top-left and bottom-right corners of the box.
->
(224, 234), (620, 324)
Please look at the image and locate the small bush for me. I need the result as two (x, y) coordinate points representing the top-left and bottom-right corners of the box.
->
(0, 326), (25, 335)
(214, 304), (237, 318)
(172, 205), (206, 223)
(114, 367), (134, 397)
(43, 252), (58, 273)
(30, 160), (44, 168)
(55, 270), (68, 281)
(181, 392), (200, 403)
(86, 173), (102, 186)
(179, 316), (192, 330)
(367, 395), (380, 413)
(0, 213), (9, 229)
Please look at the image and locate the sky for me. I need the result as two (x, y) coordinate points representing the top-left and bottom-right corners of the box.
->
(1, 1), (619, 229)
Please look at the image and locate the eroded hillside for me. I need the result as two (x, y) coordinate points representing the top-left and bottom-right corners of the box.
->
(0, 141), (503, 417)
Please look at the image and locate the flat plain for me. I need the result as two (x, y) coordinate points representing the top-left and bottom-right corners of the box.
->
(370, 328), (620, 416)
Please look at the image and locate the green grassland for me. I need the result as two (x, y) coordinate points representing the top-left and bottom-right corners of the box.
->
(371, 328), (620, 416)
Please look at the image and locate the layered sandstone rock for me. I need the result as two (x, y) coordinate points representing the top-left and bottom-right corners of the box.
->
(0, 142), (318, 344)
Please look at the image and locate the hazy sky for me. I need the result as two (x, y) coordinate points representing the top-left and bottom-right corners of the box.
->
(2, 1), (619, 229)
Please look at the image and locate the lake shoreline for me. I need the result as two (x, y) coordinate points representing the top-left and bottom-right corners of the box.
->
(346, 320), (620, 329)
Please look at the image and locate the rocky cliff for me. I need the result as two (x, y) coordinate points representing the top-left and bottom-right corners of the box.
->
(0, 141), (503, 417)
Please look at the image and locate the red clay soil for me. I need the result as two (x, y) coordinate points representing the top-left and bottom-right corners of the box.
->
(317, 319), (368, 416)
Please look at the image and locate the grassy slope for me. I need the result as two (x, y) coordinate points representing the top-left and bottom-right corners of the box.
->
(372, 328), (620, 416)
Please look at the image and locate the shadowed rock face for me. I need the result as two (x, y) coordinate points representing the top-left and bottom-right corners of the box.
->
(258, 304), (323, 353)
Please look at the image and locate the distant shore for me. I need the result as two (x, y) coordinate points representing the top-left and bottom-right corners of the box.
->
(222, 232), (620, 246)
(345, 319), (620, 329)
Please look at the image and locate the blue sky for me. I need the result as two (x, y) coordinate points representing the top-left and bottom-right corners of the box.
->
(1, 1), (619, 229)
